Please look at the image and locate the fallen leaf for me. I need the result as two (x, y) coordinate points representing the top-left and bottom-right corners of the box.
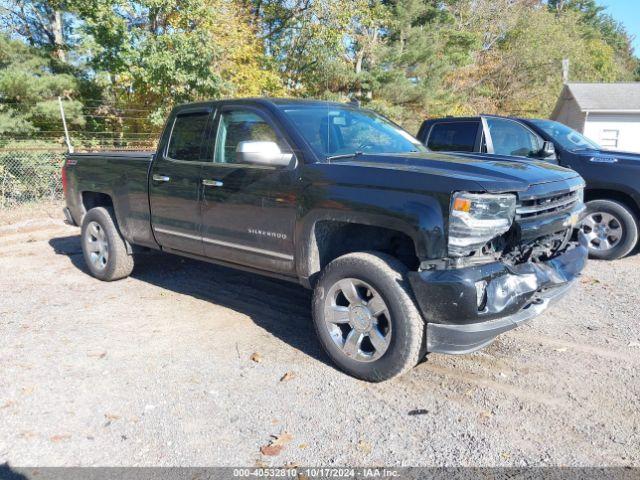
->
(500, 452), (510, 460)
(1, 400), (15, 409)
(479, 410), (493, 419)
(260, 444), (283, 456)
(87, 351), (107, 359)
(260, 432), (293, 456)
(104, 413), (120, 421)
(279, 372), (295, 382)
(357, 440), (372, 454)
(555, 347), (568, 352)
(298, 443), (309, 449)
(50, 434), (71, 442)
(250, 352), (262, 363)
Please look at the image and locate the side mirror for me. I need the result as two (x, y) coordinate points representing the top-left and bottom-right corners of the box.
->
(236, 141), (293, 167)
(539, 141), (556, 158)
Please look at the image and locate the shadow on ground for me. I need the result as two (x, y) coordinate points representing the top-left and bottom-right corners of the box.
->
(48, 235), (328, 366)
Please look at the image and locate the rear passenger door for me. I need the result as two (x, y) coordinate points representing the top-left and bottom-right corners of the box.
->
(423, 121), (481, 153)
(149, 108), (213, 255)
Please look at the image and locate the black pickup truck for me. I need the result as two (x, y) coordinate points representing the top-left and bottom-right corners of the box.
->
(63, 99), (587, 381)
(418, 115), (640, 260)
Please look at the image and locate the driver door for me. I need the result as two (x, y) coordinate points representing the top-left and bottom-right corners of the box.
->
(199, 106), (299, 274)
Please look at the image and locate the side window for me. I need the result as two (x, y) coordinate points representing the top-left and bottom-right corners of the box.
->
(427, 122), (479, 152)
(166, 112), (209, 161)
(214, 109), (285, 164)
(485, 118), (542, 158)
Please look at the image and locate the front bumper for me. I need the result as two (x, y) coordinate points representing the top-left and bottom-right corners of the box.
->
(408, 234), (588, 354)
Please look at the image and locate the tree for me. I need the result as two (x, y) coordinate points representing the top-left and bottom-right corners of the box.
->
(78, 0), (283, 125)
(0, 34), (84, 136)
(0, 0), (70, 63)
(448, 1), (634, 118)
(548, 0), (639, 75)
(370, 0), (478, 130)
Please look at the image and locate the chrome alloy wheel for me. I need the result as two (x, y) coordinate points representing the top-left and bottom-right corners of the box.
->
(582, 212), (623, 251)
(85, 220), (109, 270)
(323, 278), (392, 362)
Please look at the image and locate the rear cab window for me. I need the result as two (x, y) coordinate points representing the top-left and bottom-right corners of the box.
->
(166, 112), (210, 161)
(426, 121), (479, 152)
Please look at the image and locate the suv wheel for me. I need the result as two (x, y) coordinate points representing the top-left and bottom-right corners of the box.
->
(81, 207), (134, 281)
(312, 252), (425, 382)
(582, 199), (638, 260)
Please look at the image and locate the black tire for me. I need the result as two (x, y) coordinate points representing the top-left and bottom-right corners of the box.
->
(582, 199), (638, 260)
(81, 207), (134, 281)
(312, 251), (425, 382)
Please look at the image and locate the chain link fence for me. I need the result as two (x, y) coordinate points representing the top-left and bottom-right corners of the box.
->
(0, 148), (66, 208)
(0, 139), (156, 209)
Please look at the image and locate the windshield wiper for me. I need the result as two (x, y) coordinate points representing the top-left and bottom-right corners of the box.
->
(326, 151), (364, 161)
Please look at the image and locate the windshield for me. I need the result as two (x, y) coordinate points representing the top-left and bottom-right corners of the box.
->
(280, 105), (427, 159)
(529, 119), (600, 151)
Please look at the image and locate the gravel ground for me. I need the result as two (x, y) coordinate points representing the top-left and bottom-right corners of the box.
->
(0, 210), (638, 467)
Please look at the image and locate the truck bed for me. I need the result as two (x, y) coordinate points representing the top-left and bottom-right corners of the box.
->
(65, 151), (157, 248)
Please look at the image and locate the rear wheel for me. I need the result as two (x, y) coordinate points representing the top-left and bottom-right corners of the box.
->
(312, 252), (425, 382)
(81, 207), (134, 281)
(581, 199), (638, 260)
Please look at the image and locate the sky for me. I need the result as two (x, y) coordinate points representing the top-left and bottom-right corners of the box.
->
(598, 0), (640, 56)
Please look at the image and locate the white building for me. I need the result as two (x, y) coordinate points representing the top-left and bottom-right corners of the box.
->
(551, 82), (640, 153)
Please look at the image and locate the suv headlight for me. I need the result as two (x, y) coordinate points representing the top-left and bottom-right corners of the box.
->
(448, 192), (516, 257)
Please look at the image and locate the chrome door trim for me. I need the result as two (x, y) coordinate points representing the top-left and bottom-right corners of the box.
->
(154, 227), (201, 242)
(153, 227), (294, 261)
(202, 179), (224, 187)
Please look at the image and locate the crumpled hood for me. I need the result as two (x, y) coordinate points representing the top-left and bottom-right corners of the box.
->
(335, 151), (581, 192)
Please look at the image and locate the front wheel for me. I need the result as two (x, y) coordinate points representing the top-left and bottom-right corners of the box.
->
(312, 252), (425, 382)
(581, 199), (638, 260)
(81, 207), (134, 281)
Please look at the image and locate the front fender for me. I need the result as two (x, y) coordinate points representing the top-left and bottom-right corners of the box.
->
(295, 182), (448, 280)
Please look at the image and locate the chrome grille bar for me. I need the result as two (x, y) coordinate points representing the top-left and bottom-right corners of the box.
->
(516, 190), (579, 218)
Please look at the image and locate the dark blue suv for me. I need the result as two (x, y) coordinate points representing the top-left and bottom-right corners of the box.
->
(418, 116), (640, 260)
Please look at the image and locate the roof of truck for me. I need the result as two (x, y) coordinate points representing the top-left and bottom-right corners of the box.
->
(174, 98), (357, 111)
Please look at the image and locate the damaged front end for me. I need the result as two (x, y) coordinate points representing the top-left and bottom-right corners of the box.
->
(409, 178), (588, 354)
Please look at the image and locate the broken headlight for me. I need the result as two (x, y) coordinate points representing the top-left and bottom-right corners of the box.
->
(448, 192), (516, 257)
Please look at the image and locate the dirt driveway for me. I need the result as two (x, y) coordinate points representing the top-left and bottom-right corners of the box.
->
(0, 209), (638, 467)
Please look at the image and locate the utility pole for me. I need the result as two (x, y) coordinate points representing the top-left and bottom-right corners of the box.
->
(58, 96), (74, 153)
(562, 58), (570, 84)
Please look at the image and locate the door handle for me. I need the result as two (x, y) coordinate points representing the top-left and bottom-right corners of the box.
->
(152, 174), (171, 182)
(202, 179), (224, 187)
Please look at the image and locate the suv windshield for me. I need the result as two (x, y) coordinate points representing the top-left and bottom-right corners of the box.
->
(529, 119), (600, 151)
(280, 105), (427, 159)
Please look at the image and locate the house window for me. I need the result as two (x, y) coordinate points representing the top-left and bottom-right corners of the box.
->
(600, 129), (619, 149)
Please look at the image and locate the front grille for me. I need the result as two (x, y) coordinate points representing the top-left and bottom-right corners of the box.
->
(516, 189), (581, 220)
